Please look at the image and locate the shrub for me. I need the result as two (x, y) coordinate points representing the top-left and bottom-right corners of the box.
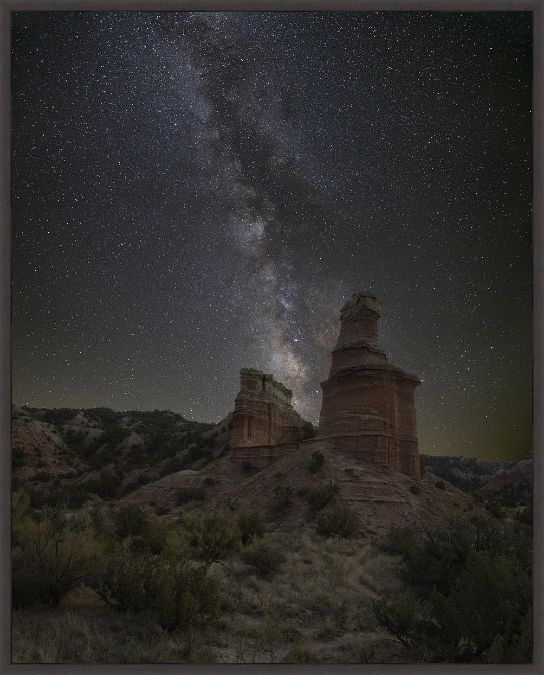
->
(308, 450), (325, 474)
(185, 511), (240, 564)
(381, 526), (417, 555)
(92, 543), (219, 631)
(237, 511), (265, 545)
(12, 496), (102, 608)
(301, 483), (337, 514)
(489, 504), (505, 520)
(374, 516), (533, 663)
(300, 422), (317, 441)
(373, 553), (532, 663)
(113, 504), (149, 539)
(92, 543), (158, 612)
(50, 484), (90, 509)
(81, 471), (121, 499)
(88, 503), (106, 535)
(12, 446), (25, 469)
(129, 519), (175, 555)
(176, 486), (206, 505)
(271, 486), (293, 517)
(409, 484), (420, 495)
(241, 539), (285, 577)
(155, 560), (220, 632)
(203, 477), (216, 487)
(159, 456), (184, 477)
(317, 504), (360, 538)
(435, 480), (446, 490)
(399, 517), (477, 593)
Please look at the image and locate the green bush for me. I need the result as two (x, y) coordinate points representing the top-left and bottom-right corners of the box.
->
(12, 492), (102, 608)
(113, 504), (149, 539)
(155, 560), (220, 631)
(185, 511), (240, 564)
(374, 553), (532, 663)
(92, 543), (219, 631)
(271, 486), (293, 517)
(51, 484), (90, 508)
(316, 504), (360, 538)
(381, 526), (417, 555)
(81, 471), (121, 499)
(25, 483), (90, 510)
(300, 422), (317, 441)
(489, 504), (505, 520)
(308, 450), (324, 474)
(301, 482), (337, 514)
(92, 543), (158, 612)
(373, 516), (533, 663)
(237, 510), (265, 545)
(241, 539), (285, 577)
(159, 456), (184, 477)
(12, 446), (25, 469)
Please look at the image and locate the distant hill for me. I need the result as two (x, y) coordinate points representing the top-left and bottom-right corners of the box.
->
(12, 405), (232, 506)
(421, 453), (532, 514)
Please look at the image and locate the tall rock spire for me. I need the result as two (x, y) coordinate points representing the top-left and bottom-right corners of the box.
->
(318, 291), (421, 479)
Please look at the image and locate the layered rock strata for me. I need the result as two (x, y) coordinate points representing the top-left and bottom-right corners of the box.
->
(318, 291), (421, 479)
(230, 368), (308, 467)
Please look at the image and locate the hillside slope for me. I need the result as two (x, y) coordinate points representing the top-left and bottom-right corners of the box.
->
(14, 406), (475, 536)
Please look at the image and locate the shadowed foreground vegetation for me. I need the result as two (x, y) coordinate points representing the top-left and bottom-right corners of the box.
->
(12, 485), (532, 664)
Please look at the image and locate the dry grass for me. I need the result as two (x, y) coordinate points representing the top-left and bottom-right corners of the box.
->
(12, 608), (197, 663)
(13, 532), (402, 664)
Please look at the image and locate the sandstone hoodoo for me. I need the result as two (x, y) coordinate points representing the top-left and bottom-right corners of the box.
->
(230, 368), (309, 467)
(318, 291), (421, 479)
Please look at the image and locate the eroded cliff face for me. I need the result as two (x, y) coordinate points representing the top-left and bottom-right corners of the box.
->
(230, 369), (309, 467)
(318, 291), (421, 479)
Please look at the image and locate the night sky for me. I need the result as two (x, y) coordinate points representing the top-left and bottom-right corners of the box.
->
(11, 11), (532, 459)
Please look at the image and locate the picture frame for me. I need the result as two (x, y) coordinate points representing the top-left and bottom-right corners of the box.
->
(1, 1), (542, 672)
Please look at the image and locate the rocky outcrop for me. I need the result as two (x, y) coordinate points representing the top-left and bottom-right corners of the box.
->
(230, 368), (309, 467)
(318, 291), (421, 479)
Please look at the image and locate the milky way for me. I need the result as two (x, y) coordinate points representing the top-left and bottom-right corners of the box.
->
(11, 11), (532, 459)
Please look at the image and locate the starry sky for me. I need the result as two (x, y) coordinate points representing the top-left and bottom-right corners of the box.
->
(12, 11), (532, 460)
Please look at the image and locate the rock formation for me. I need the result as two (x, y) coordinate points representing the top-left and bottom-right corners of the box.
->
(230, 368), (309, 467)
(318, 291), (421, 479)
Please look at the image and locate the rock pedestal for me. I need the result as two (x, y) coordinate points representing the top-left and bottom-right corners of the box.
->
(318, 291), (421, 479)
(230, 369), (308, 467)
